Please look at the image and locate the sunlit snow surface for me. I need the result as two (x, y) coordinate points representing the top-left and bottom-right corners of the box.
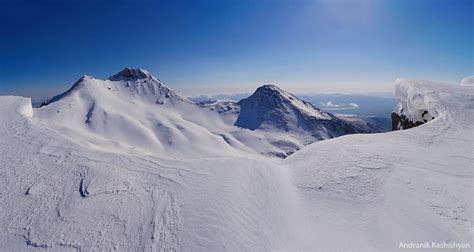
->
(0, 79), (472, 250)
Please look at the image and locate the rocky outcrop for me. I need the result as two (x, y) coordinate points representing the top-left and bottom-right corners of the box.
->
(391, 110), (424, 130)
(108, 67), (156, 81)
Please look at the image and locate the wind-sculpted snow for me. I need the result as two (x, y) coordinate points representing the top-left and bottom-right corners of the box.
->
(392, 79), (443, 129)
(0, 77), (472, 250)
(392, 78), (474, 131)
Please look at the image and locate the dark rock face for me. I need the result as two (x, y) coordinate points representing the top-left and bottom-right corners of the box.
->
(391, 112), (424, 130)
(204, 101), (240, 115)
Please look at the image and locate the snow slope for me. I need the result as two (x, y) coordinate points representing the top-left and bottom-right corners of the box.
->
(0, 76), (472, 250)
(284, 79), (474, 250)
(0, 95), (302, 250)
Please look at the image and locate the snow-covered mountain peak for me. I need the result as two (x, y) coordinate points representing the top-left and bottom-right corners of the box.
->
(236, 84), (334, 130)
(252, 84), (294, 100)
(108, 67), (158, 81)
(235, 84), (374, 143)
(248, 84), (331, 119)
(41, 68), (191, 107)
(106, 67), (192, 103)
(256, 84), (281, 91)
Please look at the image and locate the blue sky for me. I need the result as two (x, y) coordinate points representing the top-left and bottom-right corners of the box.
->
(0, 0), (472, 98)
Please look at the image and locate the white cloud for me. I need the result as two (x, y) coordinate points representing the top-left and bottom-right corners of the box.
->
(325, 101), (340, 108)
(322, 101), (359, 110)
(461, 76), (474, 86)
(349, 102), (359, 108)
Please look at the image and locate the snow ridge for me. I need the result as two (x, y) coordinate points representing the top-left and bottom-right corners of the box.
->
(41, 68), (191, 107)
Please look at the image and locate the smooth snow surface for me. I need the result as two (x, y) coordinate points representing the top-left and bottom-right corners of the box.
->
(0, 77), (472, 250)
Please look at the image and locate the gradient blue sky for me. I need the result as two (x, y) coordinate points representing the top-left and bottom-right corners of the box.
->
(0, 0), (472, 98)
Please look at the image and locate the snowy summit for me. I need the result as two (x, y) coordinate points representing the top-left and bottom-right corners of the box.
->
(236, 83), (379, 140)
(108, 67), (157, 81)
